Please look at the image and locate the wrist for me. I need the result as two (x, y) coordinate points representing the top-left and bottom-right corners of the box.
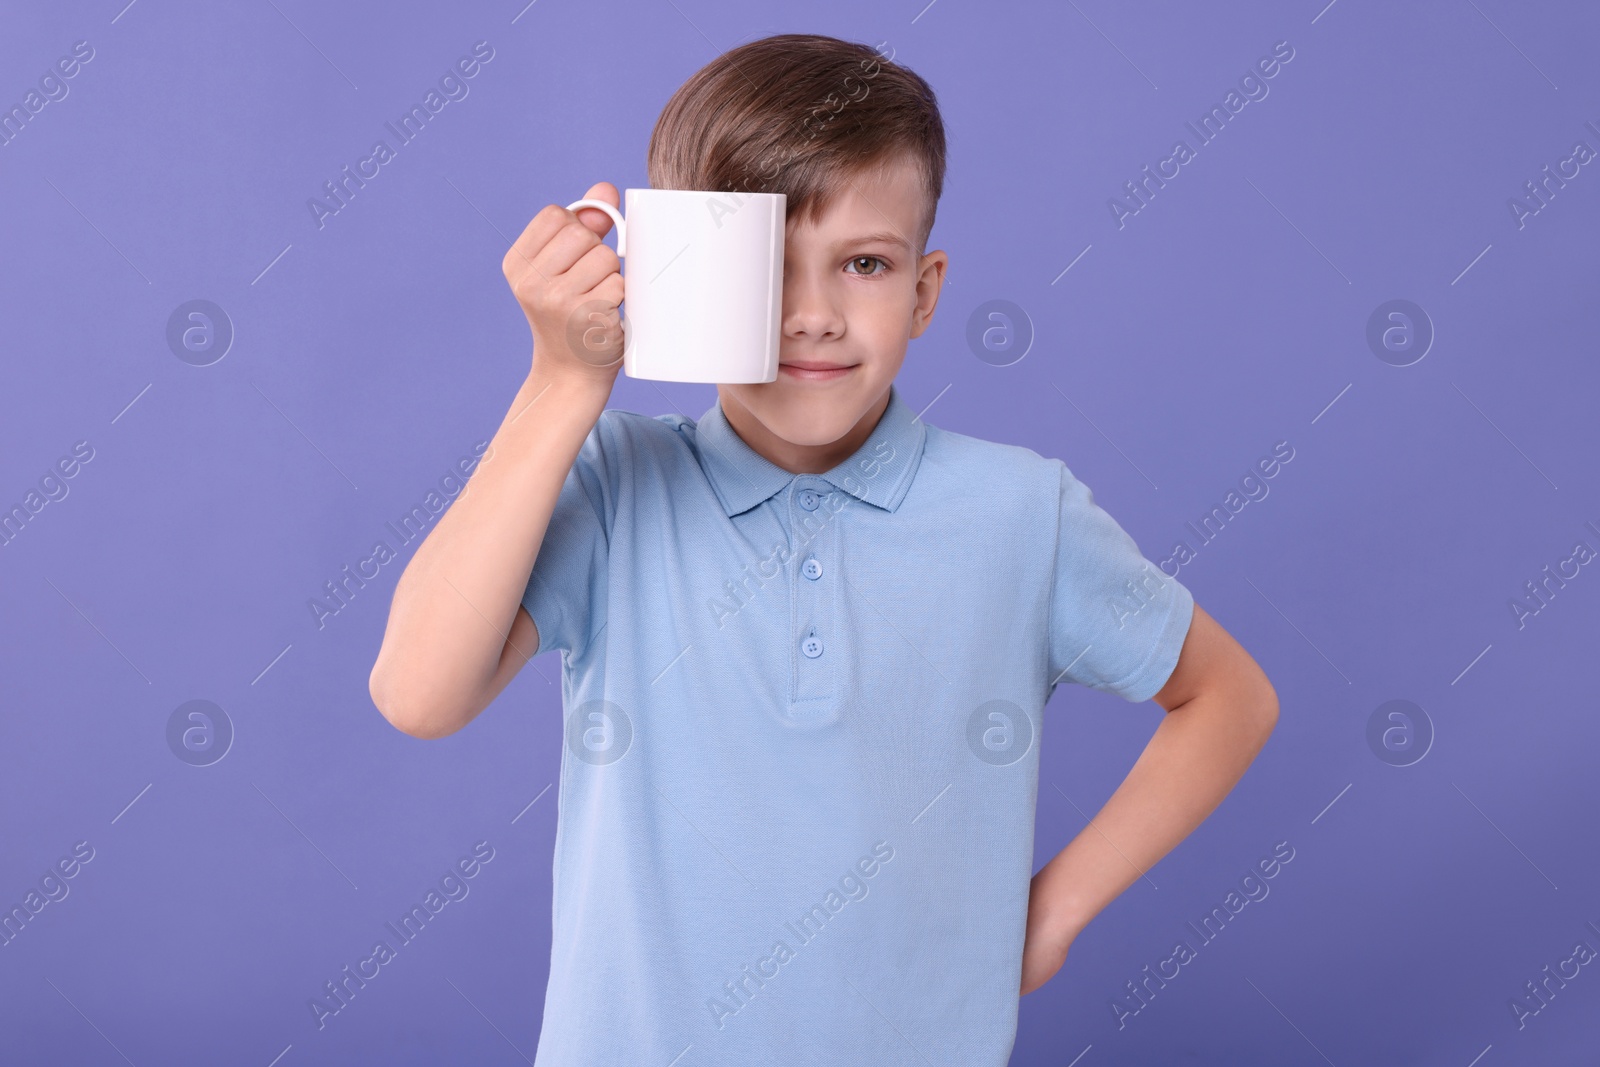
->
(522, 356), (617, 408)
(529, 325), (624, 390)
(1038, 902), (1088, 950)
(1029, 867), (1096, 945)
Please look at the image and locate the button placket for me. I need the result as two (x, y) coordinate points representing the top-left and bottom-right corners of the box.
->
(788, 477), (836, 714)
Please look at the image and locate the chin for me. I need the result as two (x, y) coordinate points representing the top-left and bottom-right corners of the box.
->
(768, 414), (860, 448)
(764, 402), (863, 447)
(733, 383), (878, 447)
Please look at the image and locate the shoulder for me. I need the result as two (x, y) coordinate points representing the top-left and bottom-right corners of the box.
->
(919, 422), (1065, 495)
(590, 406), (689, 438)
(582, 407), (699, 463)
(555, 409), (703, 504)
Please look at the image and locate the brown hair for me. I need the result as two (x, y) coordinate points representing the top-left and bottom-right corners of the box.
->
(647, 34), (947, 253)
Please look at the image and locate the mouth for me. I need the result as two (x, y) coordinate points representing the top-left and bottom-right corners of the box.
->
(778, 360), (858, 382)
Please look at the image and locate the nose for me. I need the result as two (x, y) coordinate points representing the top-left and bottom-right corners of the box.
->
(781, 264), (844, 342)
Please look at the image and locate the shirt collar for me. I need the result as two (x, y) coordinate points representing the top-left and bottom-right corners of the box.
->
(694, 383), (928, 517)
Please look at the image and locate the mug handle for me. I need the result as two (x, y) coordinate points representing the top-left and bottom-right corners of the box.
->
(565, 198), (626, 257)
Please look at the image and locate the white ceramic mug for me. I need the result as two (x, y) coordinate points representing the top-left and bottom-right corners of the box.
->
(565, 189), (785, 384)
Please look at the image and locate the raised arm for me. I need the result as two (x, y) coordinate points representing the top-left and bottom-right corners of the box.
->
(368, 183), (624, 739)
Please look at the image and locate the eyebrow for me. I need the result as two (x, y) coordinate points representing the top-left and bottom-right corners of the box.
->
(834, 230), (914, 253)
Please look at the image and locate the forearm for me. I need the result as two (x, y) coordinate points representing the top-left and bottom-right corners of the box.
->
(1031, 684), (1277, 938)
(370, 361), (611, 736)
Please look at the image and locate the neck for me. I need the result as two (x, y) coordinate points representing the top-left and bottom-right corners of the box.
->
(719, 389), (891, 475)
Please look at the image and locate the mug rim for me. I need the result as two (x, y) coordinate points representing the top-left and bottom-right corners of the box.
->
(627, 188), (787, 201)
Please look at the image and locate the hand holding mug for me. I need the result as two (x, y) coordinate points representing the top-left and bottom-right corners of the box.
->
(502, 181), (627, 380)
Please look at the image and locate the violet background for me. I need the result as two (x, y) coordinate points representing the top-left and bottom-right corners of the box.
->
(2, 1), (1597, 1064)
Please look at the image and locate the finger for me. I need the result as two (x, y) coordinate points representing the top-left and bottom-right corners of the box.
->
(579, 269), (624, 310)
(528, 216), (606, 280)
(571, 181), (620, 238)
(505, 203), (575, 275)
(506, 183), (617, 267)
(562, 241), (622, 295)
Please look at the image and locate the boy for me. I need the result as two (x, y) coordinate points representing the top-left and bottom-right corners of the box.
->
(370, 33), (1277, 1066)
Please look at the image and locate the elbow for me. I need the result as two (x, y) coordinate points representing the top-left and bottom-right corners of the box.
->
(369, 663), (464, 740)
(1252, 677), (1280, 737)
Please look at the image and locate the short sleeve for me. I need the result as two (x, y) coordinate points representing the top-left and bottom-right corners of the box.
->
(520, 412), (617, 658)
(1046, 461), (1194, 703)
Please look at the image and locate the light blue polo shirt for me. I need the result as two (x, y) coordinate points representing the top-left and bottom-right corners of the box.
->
(520, 382), (1194, 1066)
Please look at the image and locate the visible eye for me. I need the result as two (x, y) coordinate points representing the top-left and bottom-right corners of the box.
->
(845, 255), (889, 276)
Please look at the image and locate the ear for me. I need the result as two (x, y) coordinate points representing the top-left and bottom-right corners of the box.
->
(910, 249), (949, 338)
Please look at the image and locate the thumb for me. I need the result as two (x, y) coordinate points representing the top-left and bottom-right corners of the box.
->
(572, 181), (620, 238)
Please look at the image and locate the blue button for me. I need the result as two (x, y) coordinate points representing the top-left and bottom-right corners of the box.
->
(802, 557), (823, 581)
(798, 489), (821, 511)
(801, 629), (824, 659)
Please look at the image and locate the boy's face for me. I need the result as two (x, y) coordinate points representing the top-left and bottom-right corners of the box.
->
(717, 156), (948, 474)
